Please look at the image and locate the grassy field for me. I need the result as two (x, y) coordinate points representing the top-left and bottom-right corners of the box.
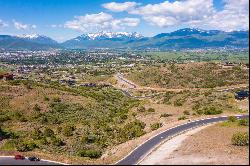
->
(142, 51), (249, 63)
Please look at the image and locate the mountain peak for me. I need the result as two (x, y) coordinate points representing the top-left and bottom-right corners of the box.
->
(16, 34), (44, 39)
(77, 31), (143, 40)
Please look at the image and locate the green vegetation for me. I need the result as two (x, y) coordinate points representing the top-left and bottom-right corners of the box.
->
(77, 150), (102, 159)
(196, 106), (223, 115)
(178, 116), (187, 120)
(0, 82), (143, 159)
(231, 132), (249, 146)
(228, 116), (238, 122)
(150, 123), (163, 131)
(238, 119), (249, 126)
(142, 51), (249, 64)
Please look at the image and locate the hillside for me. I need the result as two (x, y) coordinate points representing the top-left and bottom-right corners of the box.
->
(0, 35), (60, 50)
(62, 28), (249, 49)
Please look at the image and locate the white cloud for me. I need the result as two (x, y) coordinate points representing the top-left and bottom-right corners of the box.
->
(129, 0), (215, 28)
(64, 12), (140, 32)
(13, 20), (37, 30)
(102, 2), (139, 12)
(112, 0), (249, 31)
(50, 24), (63, 28)
(208, 0), (249, 31)
(0, 20), (8, 28)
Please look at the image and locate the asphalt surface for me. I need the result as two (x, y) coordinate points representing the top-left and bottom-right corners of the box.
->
(116, 115), (249, 165)
(0, 157), (62, 165)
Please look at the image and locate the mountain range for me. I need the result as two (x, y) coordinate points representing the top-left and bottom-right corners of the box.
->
(0, 28), (249, 50)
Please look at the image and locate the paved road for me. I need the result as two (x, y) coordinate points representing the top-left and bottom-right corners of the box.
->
(116, 115), (249, 165)
(0, 156), (63, 165)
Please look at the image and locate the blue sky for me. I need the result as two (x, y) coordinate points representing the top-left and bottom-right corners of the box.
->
(0, 0), (248, 42)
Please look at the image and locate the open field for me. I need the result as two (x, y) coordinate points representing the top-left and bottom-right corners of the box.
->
(142, 50), (249, 63)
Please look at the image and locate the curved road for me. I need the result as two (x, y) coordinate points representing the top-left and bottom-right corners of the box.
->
(116, 115), (249, 165)
(0, 156), (65, 165)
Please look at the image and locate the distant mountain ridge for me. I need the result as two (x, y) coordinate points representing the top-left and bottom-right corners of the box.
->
(0, 28), (249, 50)
(62, 32), (144, 49)
(0, 34), (60, 50)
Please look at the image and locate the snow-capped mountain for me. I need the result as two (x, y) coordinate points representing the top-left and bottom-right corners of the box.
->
(15, 34), (58, 45)
(153, 28), (222, 38)
(62, 32), (144, 49)
(74, 32), (143, 41)
(16, 34), (43, 39)
(0, 34), (59, 50)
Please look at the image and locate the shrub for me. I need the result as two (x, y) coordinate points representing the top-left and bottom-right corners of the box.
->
(0, 139), (16, 150)
(174, 98), (186, 106)
(163, 91), (175, 103)
(183, 110), (190, 115)
(231, 132), (249, 146)
(203, 106), (223, 115)
(57, 126), (62, 133)
(33, 104), (41, 112)
(62, 125), (75, 137)
(132, 112), (137, 117)
(30, 128), (43, 140)
(39, 137), (48, 145)
(44, 96), (50, 101)
(228, 116), (237, 122)
(150, 123), (163, 131)
(137, 106), (146, 112)
(147, 108), (155, 112)
(17, 141), (38, 152)
(238, 119), (249, 126)
(120, 120), (146, 140)
(53, 96), (61, 102)
(77, 149), (102, 159)
(160, 113), (172, 118)
(82, 135), (97, 144)
(0, 115), (10, 122)
(44, 128), (55, 137)
(51, 136), (64, 146)
(178, 116), (187, 120)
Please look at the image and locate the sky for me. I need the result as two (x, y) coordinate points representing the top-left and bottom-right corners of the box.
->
(0, 0), (249, 42)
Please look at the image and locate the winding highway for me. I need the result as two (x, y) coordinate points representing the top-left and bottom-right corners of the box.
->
(116, 115), (249, 165)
